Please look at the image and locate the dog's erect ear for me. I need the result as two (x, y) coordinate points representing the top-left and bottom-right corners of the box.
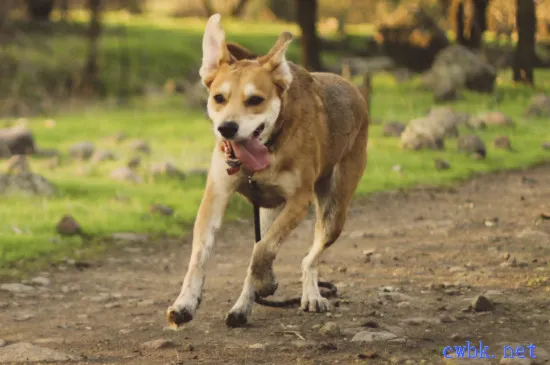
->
(259, 32), (293, 92)
(199, 14), (233, 87)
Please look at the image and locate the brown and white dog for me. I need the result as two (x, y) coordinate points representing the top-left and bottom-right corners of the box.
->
(167, 14), (369, 328)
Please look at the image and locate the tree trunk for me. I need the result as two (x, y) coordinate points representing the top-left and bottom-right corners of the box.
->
(295, 0), (323, 71)
(81, 0), (102, 94)
(513, 0), (536, 85)
(452, 0), (488, 49)
(60, 0), (69, 22)
(231, 0), (248, 18)
(26, 0), (54, 22)
(202, 0), (214, 17)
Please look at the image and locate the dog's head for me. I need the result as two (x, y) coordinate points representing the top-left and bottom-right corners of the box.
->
(199, 14), (293, 172)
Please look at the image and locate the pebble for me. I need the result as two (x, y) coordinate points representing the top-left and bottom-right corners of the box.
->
(361, 319), (379, 328)
(110, 167), (142, 184)
(130, 139), (151, 154)
(56, 215), (82, 236)
(351, 331), (398, 343)
(248, 343), (266, 350)
(472, 295), (494, 312)
(0, 339), (6, 348)
(434, 158), (451, 170)
(140, 339), (175, 350)
(319, 322), (341, 337)
(68, 141), (94, 160)
(30, 276), (50, 286)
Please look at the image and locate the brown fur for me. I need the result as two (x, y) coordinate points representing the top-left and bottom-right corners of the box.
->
(167, 14), (370, 328)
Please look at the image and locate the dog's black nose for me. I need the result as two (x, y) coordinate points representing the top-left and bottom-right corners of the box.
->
(218, 121), (239, 139)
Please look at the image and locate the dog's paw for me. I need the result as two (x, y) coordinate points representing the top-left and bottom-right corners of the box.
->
(166, 306), (194, 327)
(253, 269), (278, 298)
(225, 311), (248, 328)
(300, 295), (331, 313)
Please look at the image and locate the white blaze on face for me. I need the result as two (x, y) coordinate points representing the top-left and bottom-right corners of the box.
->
(207, 81), (281, 142)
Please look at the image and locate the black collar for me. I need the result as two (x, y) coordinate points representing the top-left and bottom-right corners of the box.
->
(264, 127), (282, 151)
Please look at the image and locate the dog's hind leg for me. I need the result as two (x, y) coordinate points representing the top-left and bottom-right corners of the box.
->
(301, 134), (367, 312)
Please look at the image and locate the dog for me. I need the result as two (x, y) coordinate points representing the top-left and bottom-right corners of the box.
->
(167, 14), (370, 328)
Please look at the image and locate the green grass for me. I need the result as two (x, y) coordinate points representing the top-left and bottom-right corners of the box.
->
(1, 14), (549, 278)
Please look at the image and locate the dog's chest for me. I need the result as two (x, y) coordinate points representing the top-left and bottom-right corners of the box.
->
(236, 170), (297, 209)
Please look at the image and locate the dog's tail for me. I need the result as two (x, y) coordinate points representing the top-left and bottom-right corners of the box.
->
(358, 71), (372, 118)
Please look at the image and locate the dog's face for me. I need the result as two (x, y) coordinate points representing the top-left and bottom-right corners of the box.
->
(199, 14), (293, 144)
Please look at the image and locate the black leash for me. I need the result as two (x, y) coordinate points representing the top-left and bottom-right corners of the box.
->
(223, 141), (338, 308)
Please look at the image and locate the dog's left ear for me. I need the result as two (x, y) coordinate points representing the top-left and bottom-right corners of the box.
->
(199, 14), (234, 87)
(259, 32), (293, 92)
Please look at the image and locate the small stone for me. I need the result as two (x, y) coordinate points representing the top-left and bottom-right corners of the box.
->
(542, 142), (550, 150)
(526, 93), (550, 117)
(15, 313), (34, 321)
(110, 167), (142, 183)
(0, 283), (35, 293)
(56, 215), (82, 236)
(109, 132), (127, 143)
(439, 314), (456, 323)
(494, 136), (512, 150)
(362, 248), (376, 256)
(150, 161), (185, 178)
(475, 111), (514, 127)
(472, 295), (494, 312)
(0, 339), (6, 348)
(183, 343), (194, 352)
(457, 134), (486, 158)
(68, 141), (94, 160)
(358, 350), (378, 359)
(450, 333), (462, 341)
(361, 320), (379, 328)
(382, 121), (406, 137)
(517, 228), (549, 241)
(140, 339), (175, 350)
(396, 301), (410, 308)
(30, 276), (50, 286)
(319, 322), (341, 337)
(130, 139), (150, 154)
(318, 342), (337, 351)
(248, 343), (266, 350)
(150, 204), (174, 216)
(351, 331), (398, 343)
(434, 158), (451, 170)
(91, 150), (116, 163)
(127, 156), (141, 169)
(392, 164), (402, 172)
(337, 266), (347, 273)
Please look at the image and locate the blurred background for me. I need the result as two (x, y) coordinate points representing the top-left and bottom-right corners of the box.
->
(0, 0), (546, 116)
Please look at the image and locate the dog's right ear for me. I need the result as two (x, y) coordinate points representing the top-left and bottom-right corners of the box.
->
(199, 14), (233, 87)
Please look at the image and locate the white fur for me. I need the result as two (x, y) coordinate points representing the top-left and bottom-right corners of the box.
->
(300, 234), (330, 312)
(244, 83), (257, 98)
(218, 81), (232, 96)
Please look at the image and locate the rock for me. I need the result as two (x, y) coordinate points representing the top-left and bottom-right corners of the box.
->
(150, 161), (185, 178)
(318, 342), (338, 351)
(68, 141), (94, 160)
(542, 142), (550, 150)
(56, 215), (82, 236)
(0, 126), (36, 156)
(470, 111), (514, 128)
(91, 150), (116, 163)
(526, 94), (550, 117)
(0, 342), (81, 362)
(0, 283), (35, 293)
(351, 331), (399, 343)
(361, 320), (379, 328)
(130, 139), (150, 154)
(127, 156), (141, 169)
(0, 172), (55, 196)
(457, 135), (486, 158)
(400, 117), (445, 150)
(378, 292), (413, 302)
(140, 339), (175, 350)
(472, 295), (494, 312)
(183, 343), (194, 352)
(109, 132), (127, 143)
(110, 167), (142, 184)
(422, 44), (496, 96)
(517, 228), (550, 242)
(435, 158), (451, 170)
(248, 343), (266, 350)
(494, 136), (512, 150)
(357, 351), (378, 360)
(383, 121), (406, 137)
(0, 340), (5, 348)
(319, 322), (341, 337)
(30, 276), (50, 286)
(150, 204), (174, 216)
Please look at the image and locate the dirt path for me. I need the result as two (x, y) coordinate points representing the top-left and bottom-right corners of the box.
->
(1, 164), (550, 365)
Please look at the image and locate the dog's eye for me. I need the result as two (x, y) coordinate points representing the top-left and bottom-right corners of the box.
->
(246, 96), (265, 107)
(213, 94), (225, 104)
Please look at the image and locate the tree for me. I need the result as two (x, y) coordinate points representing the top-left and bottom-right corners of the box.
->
(295, 0), (323, 71)
(450, 0), (489, 49)
(26, 0), (54, 22)
(81, 0), (102, 94)
(513, 0), (537, 85)
(231, 0), (249, 17)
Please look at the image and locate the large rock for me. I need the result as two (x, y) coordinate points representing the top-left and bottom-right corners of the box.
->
(0, 173), (55, 196)
(457, 135), (486, 158)
(0, 126), (36, 157)
(69, 141), (95, 160)
(525, 94), (550, 117)
(0, 342), (81, 362)
(469, 111), (514, 128)
(422, 44), (496, 98)
(400, 107), (464, 151)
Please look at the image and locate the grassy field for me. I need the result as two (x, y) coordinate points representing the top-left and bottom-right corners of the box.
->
(1, 15), (549, 278)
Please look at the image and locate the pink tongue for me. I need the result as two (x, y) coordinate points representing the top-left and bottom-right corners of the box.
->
(230, 136), (269, 172)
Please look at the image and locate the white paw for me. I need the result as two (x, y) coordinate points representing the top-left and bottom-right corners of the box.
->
(300, 294), (331, 313)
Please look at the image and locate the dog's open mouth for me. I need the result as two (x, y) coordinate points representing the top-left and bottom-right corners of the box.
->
(228, 123), (269, 172)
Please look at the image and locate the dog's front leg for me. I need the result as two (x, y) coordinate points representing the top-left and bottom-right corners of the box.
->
(225, 189), (312, 327)
(167, 150), (236, 327)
